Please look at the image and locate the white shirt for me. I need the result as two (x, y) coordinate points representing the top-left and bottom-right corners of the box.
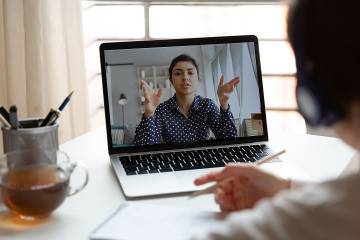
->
(193, 153), (360, 240)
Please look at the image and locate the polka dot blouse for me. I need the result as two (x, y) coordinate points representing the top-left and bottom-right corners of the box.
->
(134, 94), (237, 146)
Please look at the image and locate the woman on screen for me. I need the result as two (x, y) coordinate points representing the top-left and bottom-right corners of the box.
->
(193, 0), (360, 239)
(134, 54), (240, 145)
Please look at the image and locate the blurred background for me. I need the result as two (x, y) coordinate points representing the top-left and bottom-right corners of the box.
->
(0, 0), (306, 153)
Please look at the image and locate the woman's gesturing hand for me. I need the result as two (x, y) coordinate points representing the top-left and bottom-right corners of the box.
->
(141, 80), (163, 117)
(217, 75), (240, 110)
(194, 164), (291, 212)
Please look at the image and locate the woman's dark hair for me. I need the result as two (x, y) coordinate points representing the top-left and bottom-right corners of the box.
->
(168, 54), (199, 81)
(287, 0), (360, 115)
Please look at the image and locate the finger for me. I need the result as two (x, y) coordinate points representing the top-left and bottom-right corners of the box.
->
(215, 189), (234, 209)
(216, 176), (255, 211)
(214, 188), (225, 205)
(229, 76), (240, 83)
(156, 87), (163, 98)
(220, 204), (236, 213)
(220, 76), (240, 92)
(221, 83), (234, 94)
(218, 75), (224, 87)
(143, 86), (151, 101)
(142, 80), (153, 94)
(194, 171), (221, 185)
(214, 164), (257, 182)
(141, 80), (150, 89)
(223, 80), (239, 93)
(227, 182), (248, 210)
(217, 178), (234, 194)
(215, 190), (237, 212)
(234, 188), (254, 210)
(146, 82), (156, 95)
(229, 77), (240, 86)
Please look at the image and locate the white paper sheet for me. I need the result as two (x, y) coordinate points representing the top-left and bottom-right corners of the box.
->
(90, 202), (222, 240)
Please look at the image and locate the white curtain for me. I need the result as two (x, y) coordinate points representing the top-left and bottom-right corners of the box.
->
(240, 43), (261, 119)
(0, 0), (90, 153)
(211, 57), (221, 106)
(221, 44), (240, 118)
(210, 45), (241, 118)
(207, 43), (261, 136)
(230, 43), (243, 115)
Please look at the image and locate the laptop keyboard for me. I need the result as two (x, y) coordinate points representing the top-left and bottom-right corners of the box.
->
(119, 144), (271, 175)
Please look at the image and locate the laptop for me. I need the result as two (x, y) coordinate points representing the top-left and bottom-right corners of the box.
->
(100, 35), (277, 198)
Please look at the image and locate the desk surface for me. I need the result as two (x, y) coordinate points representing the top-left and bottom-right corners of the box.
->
(0, 127), (356, 239)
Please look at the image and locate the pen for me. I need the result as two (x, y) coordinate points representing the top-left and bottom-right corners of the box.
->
(9, 105), (20, 129)
(41, 109), (59, 127)
(58, 91), (74, 111)
(0, 114), (11, 128)
(189, 149), (286, 199)
(0, 106), (10, 122)
(46, 109), (60, 126)
(41, 91), (74, 126)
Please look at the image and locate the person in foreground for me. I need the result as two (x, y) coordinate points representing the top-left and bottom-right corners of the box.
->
(193, 0), (360, 239)
(134, 54), (240, 145)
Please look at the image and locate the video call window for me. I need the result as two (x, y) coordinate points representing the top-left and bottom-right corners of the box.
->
(104, 42), (263, 148)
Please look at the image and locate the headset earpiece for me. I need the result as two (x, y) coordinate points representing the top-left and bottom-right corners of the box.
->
(291, 0), (343, 126)
(295, 59), (341, 126)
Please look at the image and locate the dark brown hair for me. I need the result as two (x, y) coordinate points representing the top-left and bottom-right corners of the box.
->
(287, 0), (360, 115)
(168, 54), (199, 81)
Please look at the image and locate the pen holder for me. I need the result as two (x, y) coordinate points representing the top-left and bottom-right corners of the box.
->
(1, 119), (59, 167)
(0, 119), (60, 206)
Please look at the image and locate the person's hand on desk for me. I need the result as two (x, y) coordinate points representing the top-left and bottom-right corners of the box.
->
(194, 164), (291, 212)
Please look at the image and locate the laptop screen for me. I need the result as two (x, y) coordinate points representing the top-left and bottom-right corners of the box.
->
(100, 35), (268, 154)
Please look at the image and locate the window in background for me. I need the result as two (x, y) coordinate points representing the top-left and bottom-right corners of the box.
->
(82, 1), (305, 135)
(82, 3), (145, 129)
(149, 5), (287, 39)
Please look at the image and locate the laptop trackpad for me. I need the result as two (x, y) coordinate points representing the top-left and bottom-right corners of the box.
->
(174, 168), (223, 189)
(122, 172), (184, 197)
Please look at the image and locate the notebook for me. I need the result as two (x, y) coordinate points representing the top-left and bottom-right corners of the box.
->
(90, 202), (222, 240)
(100, 35), (278, 198)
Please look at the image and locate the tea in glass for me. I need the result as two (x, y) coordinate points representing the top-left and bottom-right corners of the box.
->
(1, 165), (69, 218)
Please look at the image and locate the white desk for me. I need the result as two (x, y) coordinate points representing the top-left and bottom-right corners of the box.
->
(0, 127), (356, 239)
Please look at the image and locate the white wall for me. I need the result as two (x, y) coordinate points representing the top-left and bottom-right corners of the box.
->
(107, 64), (138, 127)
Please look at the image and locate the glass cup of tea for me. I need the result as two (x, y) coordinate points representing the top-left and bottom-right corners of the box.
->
(0, 148), (89, 220)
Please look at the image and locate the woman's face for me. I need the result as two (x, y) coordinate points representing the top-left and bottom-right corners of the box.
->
(170, 61), (198, 96)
